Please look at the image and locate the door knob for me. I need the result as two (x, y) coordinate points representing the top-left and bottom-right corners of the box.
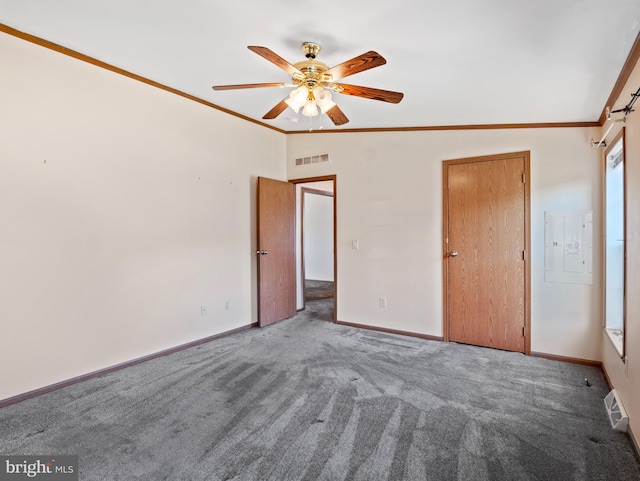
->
(256, 250), (268, 255)
(449, 251), (458, 257)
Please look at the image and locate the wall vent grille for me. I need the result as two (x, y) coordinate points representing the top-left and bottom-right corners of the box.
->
(604, 389), (628, 432)
(295, 153), (329, 166)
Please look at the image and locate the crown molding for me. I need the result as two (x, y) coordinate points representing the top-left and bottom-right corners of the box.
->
(598, 31), (640, 125)
(284, 121), (599, 134)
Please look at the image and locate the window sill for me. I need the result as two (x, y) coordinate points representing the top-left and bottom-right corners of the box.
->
(605, 327), (624, 357)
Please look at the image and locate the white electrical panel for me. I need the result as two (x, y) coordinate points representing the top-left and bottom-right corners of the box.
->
(544, 210), (593, 285)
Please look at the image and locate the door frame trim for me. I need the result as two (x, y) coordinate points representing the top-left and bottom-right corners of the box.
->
(442, 151), (531, 354)
(289, 175), (337, 323)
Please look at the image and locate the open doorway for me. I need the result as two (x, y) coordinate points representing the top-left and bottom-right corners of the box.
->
(291, 176), (336, 323)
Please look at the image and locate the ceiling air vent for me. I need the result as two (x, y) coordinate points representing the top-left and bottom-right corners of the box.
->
(295, 153), (329, 166)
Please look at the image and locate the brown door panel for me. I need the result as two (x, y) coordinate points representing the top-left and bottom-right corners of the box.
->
(445, 153), (529, 353)
(257, 177), (296, 327)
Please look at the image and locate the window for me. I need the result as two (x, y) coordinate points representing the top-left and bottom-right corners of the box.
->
(604, 129), (625, 357)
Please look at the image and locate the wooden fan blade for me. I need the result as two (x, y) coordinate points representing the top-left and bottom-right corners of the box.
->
(334, 84), (404, 103)
(325, 104), (349, 126)
(248, 46), (302, 77)
(324, 51), (386, 81)
(212, 82), (289, 91)
(263, 99), (289, 119)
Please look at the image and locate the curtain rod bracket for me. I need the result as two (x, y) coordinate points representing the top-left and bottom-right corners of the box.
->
(611, 86), (640, 116)
(590, 117), (625, 148)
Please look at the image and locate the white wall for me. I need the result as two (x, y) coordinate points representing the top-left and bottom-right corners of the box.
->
(303, 192), (334, 281)
(287, 127), (602, 358)
(0, 32), (286, 401)
(600, 54), (640, 441)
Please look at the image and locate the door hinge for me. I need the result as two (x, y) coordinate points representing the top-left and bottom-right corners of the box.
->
(522, 249), (527, 260)
(522, 172), (526, 183)
(523, 326), (527, 337)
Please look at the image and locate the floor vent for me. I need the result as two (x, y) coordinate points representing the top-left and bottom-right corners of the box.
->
(604, 389), (628, 432)
(295, 153), (329, 166)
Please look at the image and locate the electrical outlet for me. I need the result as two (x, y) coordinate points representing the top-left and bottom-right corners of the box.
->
(201, 305), (208, 316)
(225, 301), (230, 311)
(379, 297), (387, 308)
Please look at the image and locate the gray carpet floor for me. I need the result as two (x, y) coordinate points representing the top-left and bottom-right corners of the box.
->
(304, 280), (335, 302)
(1, 301), (639, 480)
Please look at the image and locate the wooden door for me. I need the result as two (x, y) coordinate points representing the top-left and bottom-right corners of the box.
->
(257, 177), (296, 327)
(443, 152), (530, 353)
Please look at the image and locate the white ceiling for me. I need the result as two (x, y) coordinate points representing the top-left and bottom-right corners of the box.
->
(1, 0), (639, 132)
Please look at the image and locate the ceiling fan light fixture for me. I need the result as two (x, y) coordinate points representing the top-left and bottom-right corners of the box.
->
(302, 99), (319, 117)
(313, 86), (332, 106)
(284, 97), (301, 113)
(287, 85), (308, 111)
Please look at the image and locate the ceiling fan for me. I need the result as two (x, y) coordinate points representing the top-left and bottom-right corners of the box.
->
(212, 42), (404, 126)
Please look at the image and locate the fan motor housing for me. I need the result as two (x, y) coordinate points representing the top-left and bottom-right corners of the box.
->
(293, 60), (331, 85)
